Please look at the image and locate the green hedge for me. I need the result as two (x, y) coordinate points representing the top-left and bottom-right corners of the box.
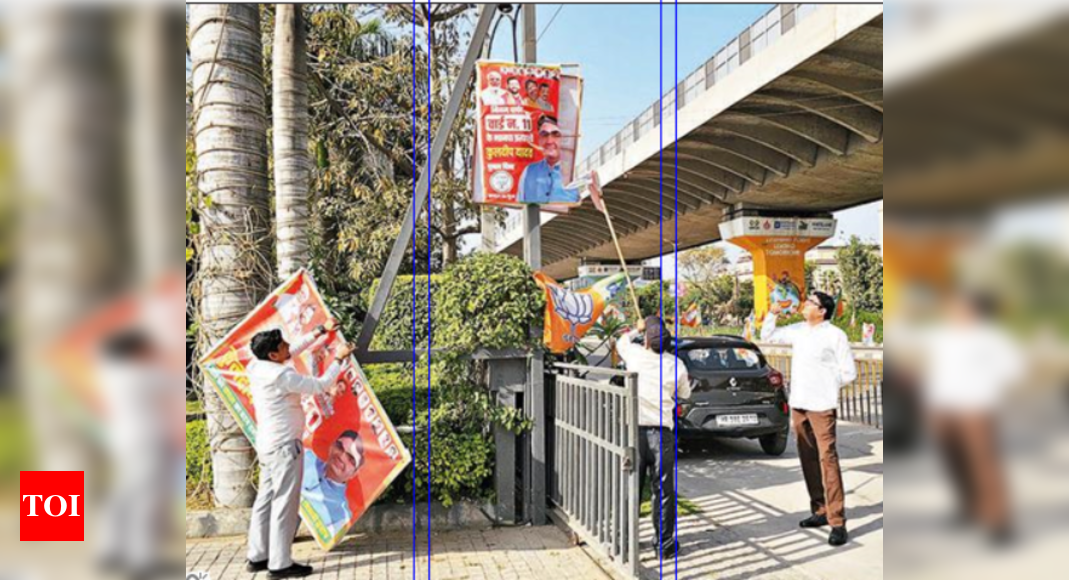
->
(437, 253), (544, 351)
(365, 275), (443, 351)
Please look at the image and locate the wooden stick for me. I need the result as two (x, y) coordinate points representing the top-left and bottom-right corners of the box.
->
(600, 201), (642, 321)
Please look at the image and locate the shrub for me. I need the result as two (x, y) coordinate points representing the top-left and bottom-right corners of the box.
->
(437, 253), (544, 351)
(365, 275), (443, 351)
(186, 419), (211, 503)
(378, 402), (496, 507)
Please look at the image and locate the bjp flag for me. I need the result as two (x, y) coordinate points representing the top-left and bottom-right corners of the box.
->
(534, 272), (627, 353)
(681, 303), (702, 328)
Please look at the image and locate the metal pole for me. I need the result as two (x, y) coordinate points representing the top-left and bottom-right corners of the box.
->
(356, 5), (496, 352)
(522, 2), (547, 527)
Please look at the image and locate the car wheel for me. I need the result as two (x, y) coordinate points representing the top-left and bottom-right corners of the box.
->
(760, 430), (789, 456)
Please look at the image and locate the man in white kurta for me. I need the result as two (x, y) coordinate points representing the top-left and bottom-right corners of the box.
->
(245, 326), (353, 579)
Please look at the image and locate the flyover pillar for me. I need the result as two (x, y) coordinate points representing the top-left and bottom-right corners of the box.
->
(720, 211), (836, 319)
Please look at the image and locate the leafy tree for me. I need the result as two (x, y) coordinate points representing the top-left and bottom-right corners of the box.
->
(837, 236), (883, 314)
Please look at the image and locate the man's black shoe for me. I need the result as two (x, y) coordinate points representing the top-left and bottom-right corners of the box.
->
(268, 563), (313, 579)
(660, 543), (679, 560)
(246, 560), (269, 573)
(799, 514), (829, 529)
(989, 526), (1015, 548)
(828, 526), (848, 547)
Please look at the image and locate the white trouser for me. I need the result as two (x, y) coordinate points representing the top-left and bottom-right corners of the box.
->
(247, 440), (304, 570)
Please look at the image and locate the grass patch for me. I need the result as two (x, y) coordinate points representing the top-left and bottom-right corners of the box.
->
(639, 484), (703, 517)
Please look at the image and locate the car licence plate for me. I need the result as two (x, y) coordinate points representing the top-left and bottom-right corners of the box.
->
(716, 414), (759, 427)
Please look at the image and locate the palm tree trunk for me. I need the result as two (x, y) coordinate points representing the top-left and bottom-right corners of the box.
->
(189, 4), (272, 509)
(273, 4), (311, 279)
(11, 8), (126, 474)
(132, 7), (184, 283)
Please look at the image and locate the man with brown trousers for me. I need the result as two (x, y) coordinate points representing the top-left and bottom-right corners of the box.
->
(762, 292), (857, 546)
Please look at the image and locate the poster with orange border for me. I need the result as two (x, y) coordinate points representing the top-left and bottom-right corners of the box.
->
(473, 61), (584, 208)
(198, 269), (411, 551)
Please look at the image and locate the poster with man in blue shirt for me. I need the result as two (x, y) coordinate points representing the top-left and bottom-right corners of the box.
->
(517, 115), (581, 205)
(302, 430), (365, 535)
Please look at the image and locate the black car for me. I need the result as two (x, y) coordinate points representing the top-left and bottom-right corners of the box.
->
(674, 336), (790, 456)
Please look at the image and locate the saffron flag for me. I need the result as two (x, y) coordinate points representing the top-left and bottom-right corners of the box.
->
(198, 270), (411, 551)
(681, 303), (702, 328)
(534, 272), (627, 353)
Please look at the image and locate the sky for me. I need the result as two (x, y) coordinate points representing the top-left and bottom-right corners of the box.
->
(485, 3), (882, 269)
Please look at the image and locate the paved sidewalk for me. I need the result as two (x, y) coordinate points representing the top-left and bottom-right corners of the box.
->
(186, 526), (610, 580)
(639, 423), (884, 580)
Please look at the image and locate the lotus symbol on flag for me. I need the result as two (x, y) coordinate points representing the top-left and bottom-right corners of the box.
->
(549, 285), (595, 345)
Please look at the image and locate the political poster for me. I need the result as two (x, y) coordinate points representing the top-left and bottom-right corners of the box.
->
(534, 272), (627, 353)
(198, 269), (411, 551)
(474, 61), (584, 207)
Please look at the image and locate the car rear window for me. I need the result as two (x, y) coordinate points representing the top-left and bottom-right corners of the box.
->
(682, 347), (765, 371)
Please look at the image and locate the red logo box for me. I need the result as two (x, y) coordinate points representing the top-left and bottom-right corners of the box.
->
(20, 471), (84, 541)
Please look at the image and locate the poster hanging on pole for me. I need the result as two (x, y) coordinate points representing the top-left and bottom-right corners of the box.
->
(474, 61), (584, 207)
(198, 270), (411, 551)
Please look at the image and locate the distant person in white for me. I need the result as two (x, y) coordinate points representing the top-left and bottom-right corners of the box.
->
(245, 326), (354, 579)
(762, 292), (856, 547)
(616, 316), (691, 560)
(919, 291), (1024, 545)
(95, 330), (172, 577)
(480, 71), (507, 106)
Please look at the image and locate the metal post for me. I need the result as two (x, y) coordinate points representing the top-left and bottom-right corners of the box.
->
(356, 6), (496, 353)
(522, 3), (547, 527)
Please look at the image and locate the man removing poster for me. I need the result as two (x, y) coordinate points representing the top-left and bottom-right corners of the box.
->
(475, 61), (583, 206)
(198, 270), (411, 558)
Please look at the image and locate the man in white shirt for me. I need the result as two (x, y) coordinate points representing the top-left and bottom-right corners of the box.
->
(616, 316), (691, 560)
(245, 326), (354, 579)
(762, 292), (856, 547)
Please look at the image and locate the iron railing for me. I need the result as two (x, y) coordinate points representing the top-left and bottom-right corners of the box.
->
(547, 363), (641, 579)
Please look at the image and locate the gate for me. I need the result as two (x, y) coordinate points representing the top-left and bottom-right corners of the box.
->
(547, 363), (641, 579)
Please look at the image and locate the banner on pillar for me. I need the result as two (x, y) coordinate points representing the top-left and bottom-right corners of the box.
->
(198, 270), (411, 551)
(534, 272), (627, 353)
(473, 61), (584, 208)
(720, 217), (836, 319)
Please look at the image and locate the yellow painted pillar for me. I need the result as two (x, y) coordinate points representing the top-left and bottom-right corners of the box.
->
(721, 216), (835, 319)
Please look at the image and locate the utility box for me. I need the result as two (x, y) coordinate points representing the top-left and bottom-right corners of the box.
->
(480, 351), (528, 524)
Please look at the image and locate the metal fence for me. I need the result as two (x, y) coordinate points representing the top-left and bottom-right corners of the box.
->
(760, 345), (884, 429)
(547, 363), (641, 579)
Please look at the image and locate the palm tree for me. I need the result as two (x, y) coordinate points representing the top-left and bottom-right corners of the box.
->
(11, 8), (125, 474)
(273, 4), (311, 279)
(189, 4), (272, 508)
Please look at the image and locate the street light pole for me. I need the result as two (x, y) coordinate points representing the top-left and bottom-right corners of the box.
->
(521, 2), (547, 527)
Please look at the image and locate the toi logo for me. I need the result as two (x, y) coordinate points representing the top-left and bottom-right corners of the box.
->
(19, 471), (84, 541)
(187, 573), (211, 580)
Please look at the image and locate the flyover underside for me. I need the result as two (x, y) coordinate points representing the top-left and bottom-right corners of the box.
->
(501, 11), (884, 280)
(504, 139), (883, 280)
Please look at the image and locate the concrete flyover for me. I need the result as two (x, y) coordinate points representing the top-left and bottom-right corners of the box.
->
(495, 4), (884, 280)
(884, 5), (1069, 212)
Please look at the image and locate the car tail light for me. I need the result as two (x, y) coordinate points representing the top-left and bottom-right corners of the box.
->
(782, 402), (790, 415)
(677, 405), (686, 418)
(769, 369), (785, 389)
